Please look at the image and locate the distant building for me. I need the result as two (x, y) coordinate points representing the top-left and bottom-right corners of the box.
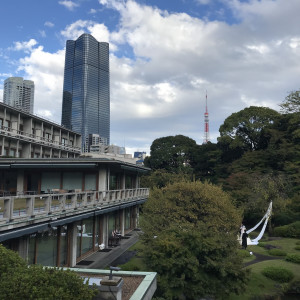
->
(134, 151), (147, 165)
(3, 77), (34, 113)
(84, 133), (108, 153)
(0, 102), (81, 158)
(61, 33), (110, 150)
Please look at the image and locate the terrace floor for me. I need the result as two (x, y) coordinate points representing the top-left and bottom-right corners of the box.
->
(75, 229), (141, 269)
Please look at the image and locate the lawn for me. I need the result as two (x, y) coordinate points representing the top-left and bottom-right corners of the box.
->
(117, 237), (300, 299)
(231, 237), (300, 299)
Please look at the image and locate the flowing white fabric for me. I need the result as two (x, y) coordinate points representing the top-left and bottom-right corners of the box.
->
(239, 202), (272, 245)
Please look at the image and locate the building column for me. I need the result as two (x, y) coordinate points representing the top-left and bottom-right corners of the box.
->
(1, 137), (5, 156)
(18, 236), (29, 261)
(17, 170), (25, 194)
(98, 168), (107, 191)
(120, 208), (125, 236)
(102, 215), (109, 248)
(69, 223), (78, 267)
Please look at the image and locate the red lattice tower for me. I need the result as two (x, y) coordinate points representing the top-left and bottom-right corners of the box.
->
(203, 91), (210, 144)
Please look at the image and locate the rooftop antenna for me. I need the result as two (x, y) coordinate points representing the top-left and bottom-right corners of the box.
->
(203, 90), (210, 144)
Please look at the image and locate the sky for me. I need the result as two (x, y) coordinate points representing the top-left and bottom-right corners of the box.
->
(0, 0), (300, 155)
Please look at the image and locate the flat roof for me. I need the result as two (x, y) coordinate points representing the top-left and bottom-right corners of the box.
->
(0, 158), (151, 172)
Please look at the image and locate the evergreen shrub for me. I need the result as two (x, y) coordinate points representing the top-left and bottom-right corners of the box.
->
(262, 266), (294, 283)
(268, 249), (287, 256)
(273, 221), (300, 238)
(286, 253), (300, 264)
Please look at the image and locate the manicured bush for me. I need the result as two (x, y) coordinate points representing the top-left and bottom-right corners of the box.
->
(295, 246), (300, 251)
(273, 221), (300, 238)
(238, 249), (251, 258)
(257, 242), (266, 247)
(262, 266), (294, 283)
(0, 244), (97, 300)
(268, 249), (287, 256)
(296, 241), (300, 245)
(286, 253), (300, 264)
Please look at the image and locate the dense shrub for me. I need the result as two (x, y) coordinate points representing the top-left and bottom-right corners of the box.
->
(296, 241), (300, 245)
(238, 249), (252, 258)
(295, 246), (300, 251)
(262, 266), (294, 283)
(0, 245), (97, 300)
(286, 280), (300, 295)
(273, 221), (300, 238)
(268, 249), (287, 256)
(257, 242), (266, 248)
(286, 253), (300, 264)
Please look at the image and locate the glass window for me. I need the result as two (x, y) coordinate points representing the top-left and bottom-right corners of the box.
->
(36, 228), (58, 266)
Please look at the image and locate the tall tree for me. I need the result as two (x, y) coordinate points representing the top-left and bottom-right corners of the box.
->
(280, 89), (300, 113)
(145, 135), (197, 173)
(141, 181), (248, 300)
(218, 106), (280, 152)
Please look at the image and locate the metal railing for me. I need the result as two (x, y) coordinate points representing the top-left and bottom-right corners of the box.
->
(0, 125), (81, 153)
(0, 188), (149, 224)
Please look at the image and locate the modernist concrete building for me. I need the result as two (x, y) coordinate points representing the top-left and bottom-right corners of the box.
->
(0, 102), (81, 158)
(0, 158), (149, 267)
(3, 77), (35, 113)
(61, 33), (110, 151)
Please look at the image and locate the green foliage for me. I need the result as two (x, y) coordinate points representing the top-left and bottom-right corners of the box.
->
(140, 169), (191, 189)
(268, 249), (287, 256)
(141, 181), (248, 299)
(262, 266), (294, 283)
(238, 249), (252, 258)
(286, 253), (300, 264)
(280, 89), (300, 113)
(295, 246), (300, 251)
(218, 106), (280, 152)
(145, 135), (197, 173)
(0, 244), (97, 300)
(273, 221), (300, 238)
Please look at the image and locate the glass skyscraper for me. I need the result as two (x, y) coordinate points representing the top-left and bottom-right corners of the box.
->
(61, 33), (110, 150)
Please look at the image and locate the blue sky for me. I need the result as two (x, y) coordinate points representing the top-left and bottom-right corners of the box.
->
(1, 0), (300, 155)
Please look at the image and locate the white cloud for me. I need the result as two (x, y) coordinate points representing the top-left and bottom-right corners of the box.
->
(12, 0), (300, 154)
(39, 30), (46, 38)
(89, 8), (97, 14)
(58, 0), (79, 11)
(12, 39), (38, 53)
(17, 46), (65, 121)
(44, 21), (54, 27)
(195, 0), (211, 5)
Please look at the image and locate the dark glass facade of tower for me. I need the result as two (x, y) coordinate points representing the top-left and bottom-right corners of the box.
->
(61, 34), (110, 150)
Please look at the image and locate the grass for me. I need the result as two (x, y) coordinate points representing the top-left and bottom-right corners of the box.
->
(248, 238), (300, 256)
(116, 240), (149, 272)
(118, 236), (300, 299)
(230, 238), (300, 299)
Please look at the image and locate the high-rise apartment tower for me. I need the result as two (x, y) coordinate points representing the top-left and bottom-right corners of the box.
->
(61, 33), (110, 150)
(3, 77), (34, 113)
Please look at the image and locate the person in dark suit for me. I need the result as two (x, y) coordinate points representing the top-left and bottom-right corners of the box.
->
(242, 229), (248, 249)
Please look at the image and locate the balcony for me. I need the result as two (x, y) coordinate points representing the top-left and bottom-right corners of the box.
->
(0, 125), (81, 153)
(0, 188), (149, 231)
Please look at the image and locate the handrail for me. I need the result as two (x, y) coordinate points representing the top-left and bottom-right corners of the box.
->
(0, 188), (149, 224)
(0, 125), (81, 152)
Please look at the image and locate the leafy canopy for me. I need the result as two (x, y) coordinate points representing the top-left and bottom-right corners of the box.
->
(0, 244), (97, 300)
(141, 181), (248, 300)
(218, 106), (279, 151)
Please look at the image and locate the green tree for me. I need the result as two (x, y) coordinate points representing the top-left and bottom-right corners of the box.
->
(140, 169), (191, 189)
(280, 89), (300, 113)
(0, 244), (97, 300)
(141, 181), (248, 300)
(145, 135), (197, 173)
(218, 106), (280, 152)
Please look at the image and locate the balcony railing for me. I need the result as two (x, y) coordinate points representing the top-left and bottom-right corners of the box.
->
(0, 188), (149, 226)
(0, 125), (81, 153)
